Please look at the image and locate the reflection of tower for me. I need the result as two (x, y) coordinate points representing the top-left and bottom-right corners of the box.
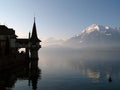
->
(29, 59), (41, 90)
(30, 18), (41, 59)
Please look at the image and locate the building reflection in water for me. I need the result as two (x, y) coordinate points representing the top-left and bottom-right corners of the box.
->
(28, 59), (41, 90)
(0, 58), (41, 90)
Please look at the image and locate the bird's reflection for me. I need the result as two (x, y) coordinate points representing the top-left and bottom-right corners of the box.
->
(0, 58), (41, 90)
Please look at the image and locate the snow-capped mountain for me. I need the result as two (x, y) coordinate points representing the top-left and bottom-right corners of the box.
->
(65, 24), (120, 47)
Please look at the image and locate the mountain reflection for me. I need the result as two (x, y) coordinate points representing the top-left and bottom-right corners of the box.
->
(0, 58), (41, 90)
(71, 56), (120, 82)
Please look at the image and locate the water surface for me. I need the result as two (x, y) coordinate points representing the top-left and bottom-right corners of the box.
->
(9, 48), (120, 90)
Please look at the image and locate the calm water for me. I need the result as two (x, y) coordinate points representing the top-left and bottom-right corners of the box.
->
(5, 48), (120, 90)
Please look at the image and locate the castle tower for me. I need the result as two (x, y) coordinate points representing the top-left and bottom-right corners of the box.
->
(30, 18), (41, 59)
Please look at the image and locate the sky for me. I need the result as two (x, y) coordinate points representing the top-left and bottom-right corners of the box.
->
(0, 0), (120, 43)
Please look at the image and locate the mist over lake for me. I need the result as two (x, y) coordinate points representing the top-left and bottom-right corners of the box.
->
(27, 47), (120, 90)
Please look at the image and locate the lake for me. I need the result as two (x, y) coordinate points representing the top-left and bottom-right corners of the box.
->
(5, 47), (120, 90)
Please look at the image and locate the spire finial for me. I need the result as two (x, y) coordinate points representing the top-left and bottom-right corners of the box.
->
(34, 16), (36, 23)
(34, 12), (36, 22)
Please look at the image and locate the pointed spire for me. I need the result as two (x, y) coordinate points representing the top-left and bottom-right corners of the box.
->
(34, 16), (36, 23)
(30, 17), (41, 43)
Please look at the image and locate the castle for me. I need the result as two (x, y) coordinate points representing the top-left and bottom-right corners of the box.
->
(0, 18), (41, 59)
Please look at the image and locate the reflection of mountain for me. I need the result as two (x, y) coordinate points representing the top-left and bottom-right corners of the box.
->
(71, 55), (120, 82)
(0, 59), (41, 90)
(82, 69), (100, 79)
(64, 24), (120, 48)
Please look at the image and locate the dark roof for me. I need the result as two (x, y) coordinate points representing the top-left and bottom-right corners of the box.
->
(30, 21), (41, 43)
(16, 39), (29, 44)
(0, 25), (17, 37)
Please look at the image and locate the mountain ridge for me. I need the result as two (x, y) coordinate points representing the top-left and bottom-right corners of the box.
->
(64, 24), (120, 48)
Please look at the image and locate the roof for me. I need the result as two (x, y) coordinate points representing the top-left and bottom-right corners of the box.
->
(16, 39), (29, 44)
(30, 20), (41, 43)
(0, 25), (17, 37)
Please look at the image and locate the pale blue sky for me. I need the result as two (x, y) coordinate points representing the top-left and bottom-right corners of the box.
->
(0, 0), (120, 40)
